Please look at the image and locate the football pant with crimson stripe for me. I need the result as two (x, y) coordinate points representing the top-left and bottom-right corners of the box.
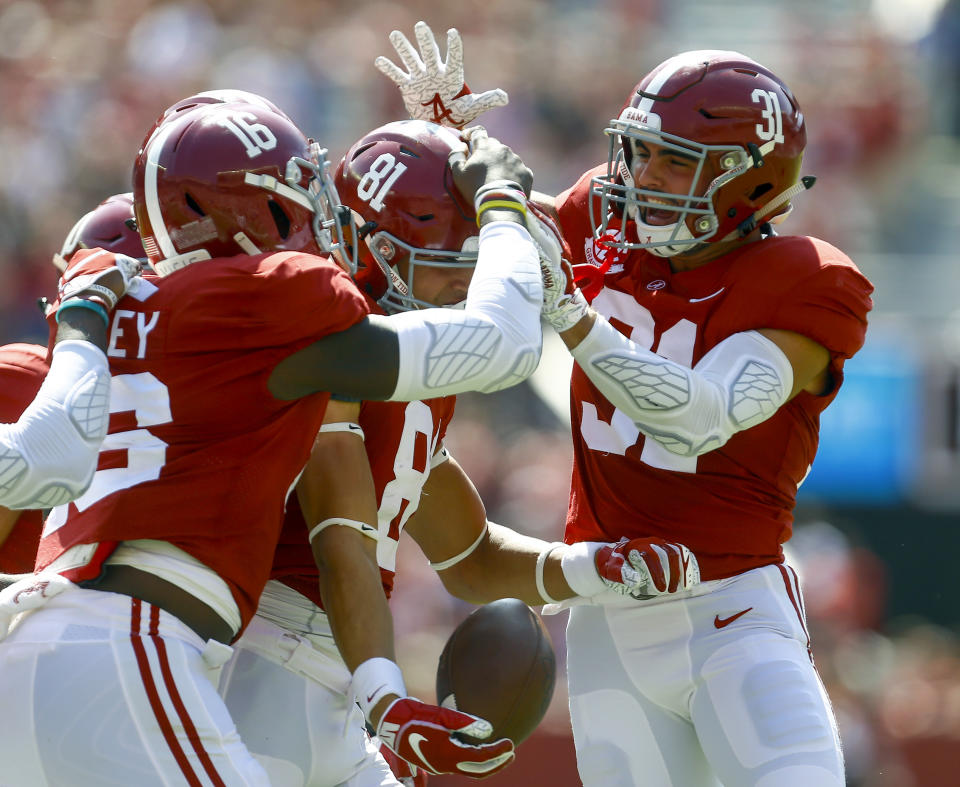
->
(0, 584), (269, 787)
(564, 563), (844, 787)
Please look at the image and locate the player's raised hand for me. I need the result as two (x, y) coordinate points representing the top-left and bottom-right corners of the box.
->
(377, 697), (514, 778)
(450, 131), (533, 204)
(375, 21), (508, 129)
(58, 252), (142, 312)
(596, 537), (700, 598)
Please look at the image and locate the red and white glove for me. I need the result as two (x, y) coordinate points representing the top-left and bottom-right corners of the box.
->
(374, 734), (429, 787)
(525, 203), (588, 333)
(559, 538), (700, 601)
(377, 698), (514, 778)
(58, 251), (142, 312)
(596, 537), (700, 598)
(375, 21), (508, 129)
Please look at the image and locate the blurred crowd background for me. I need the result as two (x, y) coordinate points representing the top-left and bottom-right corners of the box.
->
(1, 0), (958, 784)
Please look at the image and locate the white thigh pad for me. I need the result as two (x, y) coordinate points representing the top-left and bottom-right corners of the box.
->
(572, 326), (793, 457)
(389, 221), (543, 400)
(0, 340), (110, 509)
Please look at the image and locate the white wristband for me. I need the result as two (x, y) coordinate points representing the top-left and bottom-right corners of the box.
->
(535, 542), (566, 604)
(352, 657), (407, 721)
(560, 541), (608, 598)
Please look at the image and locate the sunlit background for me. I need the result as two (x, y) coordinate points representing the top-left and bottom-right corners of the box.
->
(1, 1), (958, 784)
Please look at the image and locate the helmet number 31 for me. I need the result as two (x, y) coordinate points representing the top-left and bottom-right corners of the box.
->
(751, 89), (785, 145)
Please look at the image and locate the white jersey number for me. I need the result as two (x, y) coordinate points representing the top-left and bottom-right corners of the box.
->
(376, 401), (439, 571)
(43, 373), (171, 536)
(579, 289), (699, 473)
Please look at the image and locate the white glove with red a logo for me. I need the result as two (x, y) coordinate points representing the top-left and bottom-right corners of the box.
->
(375, 21), (508, 129)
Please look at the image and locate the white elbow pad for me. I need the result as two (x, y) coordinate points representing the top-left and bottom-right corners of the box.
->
(388, 221), (543, 401)
(0, 340), (110, 509)
(572, 324), (793, 456)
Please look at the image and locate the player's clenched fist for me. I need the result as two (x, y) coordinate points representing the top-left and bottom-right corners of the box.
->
(596, 537), (700, 598)
(58, 252), (142, 312)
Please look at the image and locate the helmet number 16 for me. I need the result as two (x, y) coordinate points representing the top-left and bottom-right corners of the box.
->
(217, 112), (278, 159)
(752, 89), (785, 145)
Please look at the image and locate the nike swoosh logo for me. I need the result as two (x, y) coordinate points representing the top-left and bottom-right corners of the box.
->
(689, 287), (725, 303)
(714, 608), (752, 629)
(366, 684), (387, 704)
(408, 732), (437, 774)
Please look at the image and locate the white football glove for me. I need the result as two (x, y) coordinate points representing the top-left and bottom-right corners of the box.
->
(375, 20), (508, 129)
(525, 204), (588, 333)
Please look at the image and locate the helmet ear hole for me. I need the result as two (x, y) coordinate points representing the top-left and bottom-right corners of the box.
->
(748, 183), (773, 202)
(185, 192), (205, 216)
(268, 200), (291, 239)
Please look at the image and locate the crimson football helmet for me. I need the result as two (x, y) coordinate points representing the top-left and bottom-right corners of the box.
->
(53, 192), (146, 272)
(133, 100), (353, 276)
(334, 120), (477, 313)
(137, 89), (291, 155)
(590, 50), (811, 257)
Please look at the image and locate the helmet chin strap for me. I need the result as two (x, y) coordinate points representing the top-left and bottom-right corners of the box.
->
(233, 232), (261, 255)
(718, 175), (816, 243)
(152, 249), (212, 277)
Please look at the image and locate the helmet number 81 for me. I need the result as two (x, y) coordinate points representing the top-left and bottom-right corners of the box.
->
(751, 89), (785, 145)
(357, 153), (408, 211)
(217, 112), (278, 159)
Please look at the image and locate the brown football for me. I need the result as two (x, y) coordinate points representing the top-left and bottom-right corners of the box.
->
(436, 598), (556, 744)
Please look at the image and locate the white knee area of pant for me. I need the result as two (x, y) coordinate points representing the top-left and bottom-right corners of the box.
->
(703, 636), (839, 771)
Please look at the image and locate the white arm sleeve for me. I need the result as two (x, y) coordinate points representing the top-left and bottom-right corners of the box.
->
(571, 321), (794, 457)
(388, 220), (542, 401)
(0, 340), (111, 509)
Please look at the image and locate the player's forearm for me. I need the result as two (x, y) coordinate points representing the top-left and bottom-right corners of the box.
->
(387, 220), (543, 401)
(438, 523), (575, 606)
(0, 340), (110, 510)
(312, 530), (396, 672)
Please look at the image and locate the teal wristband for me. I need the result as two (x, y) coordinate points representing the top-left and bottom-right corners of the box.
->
(56, 298), (110, 327)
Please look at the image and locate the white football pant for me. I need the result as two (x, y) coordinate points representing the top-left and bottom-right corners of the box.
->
(218, 583), (399, 787)
(0, 584), (269, 786)
(566, 563), (844, 787)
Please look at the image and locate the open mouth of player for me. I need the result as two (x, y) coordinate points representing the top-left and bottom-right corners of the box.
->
(641, 198), (680, 225)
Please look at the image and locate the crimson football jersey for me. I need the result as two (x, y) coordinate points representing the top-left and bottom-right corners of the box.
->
(556, 168), (874, 580)
(271, 296), (456, 607)
(35, 249), (369, 628)
(0, 343), (49, 573)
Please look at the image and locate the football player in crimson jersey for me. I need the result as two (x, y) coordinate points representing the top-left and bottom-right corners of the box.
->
(0, 199), (141, 521)
(217, 119), (695, 787)
(0, 193), (147, 577)
(0, 95), (552, 787)
(379, 28), (874, 787)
